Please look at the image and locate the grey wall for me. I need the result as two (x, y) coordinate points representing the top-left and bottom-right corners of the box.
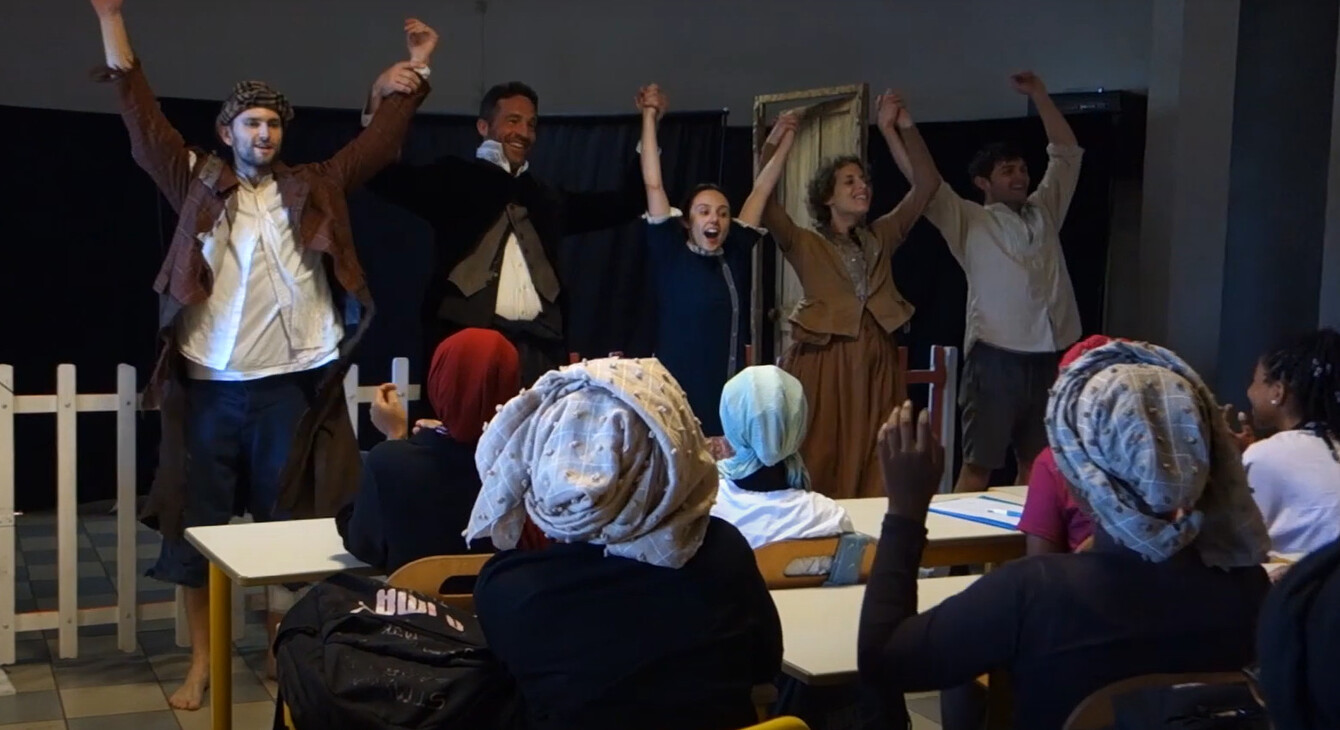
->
(2, 0), (1152, 123)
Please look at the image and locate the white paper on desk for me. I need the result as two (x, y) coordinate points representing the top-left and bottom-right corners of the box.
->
(928, 495), (1023, 530)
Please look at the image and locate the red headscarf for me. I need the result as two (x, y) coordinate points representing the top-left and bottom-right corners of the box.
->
(1060, 334), (1118, 371)
(426, 329), (521, 444)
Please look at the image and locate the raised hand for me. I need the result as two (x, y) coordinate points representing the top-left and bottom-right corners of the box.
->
(370, 383), (408, 439)
(637, 83), (668, 121)
(89, 0), (124, 16)
(766, 109), (802, 147)
(373, 61), (425, 98)
(877, 400), (945, 519)
(1222, 404), (1256, 452)
(405, 17), (438, 66)
(1009, 70), (1047, 97)
(876, 89), (906, 131)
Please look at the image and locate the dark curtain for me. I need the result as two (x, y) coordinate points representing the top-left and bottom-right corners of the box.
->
(0, 98), (725, 511)
(0, 98), (1121, 509)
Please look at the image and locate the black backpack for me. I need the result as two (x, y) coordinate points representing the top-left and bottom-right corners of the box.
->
(274, 572), (526, 730)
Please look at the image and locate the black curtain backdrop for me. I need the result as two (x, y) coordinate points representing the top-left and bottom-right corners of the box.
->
(0, 100), (724, 512)
(0, 99), (1117, 510)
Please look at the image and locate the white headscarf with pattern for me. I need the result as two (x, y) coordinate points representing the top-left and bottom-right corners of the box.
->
(465, 357), (718, 568)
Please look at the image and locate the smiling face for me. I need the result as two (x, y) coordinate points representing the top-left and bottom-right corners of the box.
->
(218, 107), (283, 173)
(825, 162), (872, 220)
(684, 188), (732, 251)
(975, 156), (1031, 206)
(477, 94), (537, 169)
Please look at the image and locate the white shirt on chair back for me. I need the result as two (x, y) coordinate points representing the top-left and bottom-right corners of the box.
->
(177, 153), (342, 380)
(924, 143), (1084, 355)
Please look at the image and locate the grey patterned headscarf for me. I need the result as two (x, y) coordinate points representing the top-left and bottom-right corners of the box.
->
(1046, 340), (1269, 568)
(465, 357), (718, 569)
(216, 80), (294, 128)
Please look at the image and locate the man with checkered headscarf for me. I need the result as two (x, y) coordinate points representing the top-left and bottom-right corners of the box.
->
(90, 0), (436, 712)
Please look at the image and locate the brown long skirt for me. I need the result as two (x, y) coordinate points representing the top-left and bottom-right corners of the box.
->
(781, 313), (906, 499)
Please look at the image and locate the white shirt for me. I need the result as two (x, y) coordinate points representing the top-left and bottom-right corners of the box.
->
(924, 144), (1084, 354)
(1243, 430), (1340, 556)
(177, 153), (342, 381)
(710, 479), (853, 549)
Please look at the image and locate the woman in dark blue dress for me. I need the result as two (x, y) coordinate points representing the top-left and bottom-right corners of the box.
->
(637, 84), (783, 437)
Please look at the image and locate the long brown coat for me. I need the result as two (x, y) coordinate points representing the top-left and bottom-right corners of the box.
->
(98, 62), (428, 538)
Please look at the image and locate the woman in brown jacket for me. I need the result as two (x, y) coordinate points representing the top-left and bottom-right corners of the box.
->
(742, 92), (939, 498)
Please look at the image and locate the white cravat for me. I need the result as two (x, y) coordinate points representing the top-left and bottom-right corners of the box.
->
(476, 141), (544, 321)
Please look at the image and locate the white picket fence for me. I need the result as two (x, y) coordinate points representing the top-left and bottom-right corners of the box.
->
(0, 358), (417, 664)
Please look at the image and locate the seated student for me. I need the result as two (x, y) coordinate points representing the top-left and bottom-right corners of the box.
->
(1016, 335), (1112, 555)
(336, 329), (520, 573)
(711, 365), (852, 548)
(1256, 535), (1340, 729)
(1234, 328), (1340, 556)
(859, 340), (1273, 730)
(467, 357), (783, 730)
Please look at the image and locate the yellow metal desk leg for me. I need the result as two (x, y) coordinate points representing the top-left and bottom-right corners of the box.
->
(209, 563), (233, 730)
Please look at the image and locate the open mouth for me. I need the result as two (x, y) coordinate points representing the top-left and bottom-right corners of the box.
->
(506, 141), (529, 154)
(853, 192), (869, 202)
(703, 226), (721, 243)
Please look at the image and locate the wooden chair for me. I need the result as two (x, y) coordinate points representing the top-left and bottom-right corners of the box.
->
(385, 554), (492, 613)
(739, 717), (810, 730)
(753, 536), (876, 590)
(1062, 671), (1250, 730)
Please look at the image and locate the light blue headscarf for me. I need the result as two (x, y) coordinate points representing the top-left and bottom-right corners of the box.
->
(717, 366), (811, 490)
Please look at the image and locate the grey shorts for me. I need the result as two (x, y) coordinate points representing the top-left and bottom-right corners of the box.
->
(959, 342), (1062, 470)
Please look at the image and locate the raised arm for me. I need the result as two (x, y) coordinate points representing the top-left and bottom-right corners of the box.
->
(858, 404), (1019, 694)
(90, 0), (194, 211)
(738, 109), (799, 229)
(559, 85), (666, 236)
(637, 84), (671, 218)
(1012, 71), (1076, 147)
(871, 92), (942, 245)
(1011, 71), (1084, 223)
(317, 19), (434, 191)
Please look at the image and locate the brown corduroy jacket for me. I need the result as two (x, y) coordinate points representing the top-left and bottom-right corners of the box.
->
(98, 62), (429, 539)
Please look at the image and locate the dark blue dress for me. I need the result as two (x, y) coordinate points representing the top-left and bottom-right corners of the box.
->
(645, 216), (762, 436)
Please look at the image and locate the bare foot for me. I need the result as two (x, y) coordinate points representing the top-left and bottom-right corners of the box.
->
(168, 661), (210, 711)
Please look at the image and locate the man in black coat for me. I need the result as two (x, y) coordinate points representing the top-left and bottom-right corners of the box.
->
(362, 81), (660, 384)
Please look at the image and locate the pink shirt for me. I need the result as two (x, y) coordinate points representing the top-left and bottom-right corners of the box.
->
(1018, 448), (1094, 551)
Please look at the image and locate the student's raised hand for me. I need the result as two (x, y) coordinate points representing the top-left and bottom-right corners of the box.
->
(1009, 70), (1047, 97)
(370, 383), (408, 440)
(405, 18), (438, 66)
(90, 0), (124, 16)
(1222, 404), (1256, 452)
(877, 400), (945, 521)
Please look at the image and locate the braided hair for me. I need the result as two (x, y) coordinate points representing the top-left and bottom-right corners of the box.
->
(1260, 327), (1340, 458)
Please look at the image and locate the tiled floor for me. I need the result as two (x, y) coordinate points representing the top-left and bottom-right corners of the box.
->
(3, 511), (943, 729)
(3, 511), (278, 730)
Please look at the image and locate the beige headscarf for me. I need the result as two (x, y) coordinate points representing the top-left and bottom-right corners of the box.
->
(465, 357), (718, 568)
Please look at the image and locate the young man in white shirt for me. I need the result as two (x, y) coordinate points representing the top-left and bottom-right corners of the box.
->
(1234, 329), (1340, 556)
(920, 71), (1084, 493)
(91, 0), (434, 710)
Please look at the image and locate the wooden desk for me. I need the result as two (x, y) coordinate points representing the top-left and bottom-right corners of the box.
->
(185, 518), (375, 730)
(842, 495), (1027, 566)
(770, 576), (979, 685)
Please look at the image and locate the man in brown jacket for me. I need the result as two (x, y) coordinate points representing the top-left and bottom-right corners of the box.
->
(89, 0), (434, 710)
